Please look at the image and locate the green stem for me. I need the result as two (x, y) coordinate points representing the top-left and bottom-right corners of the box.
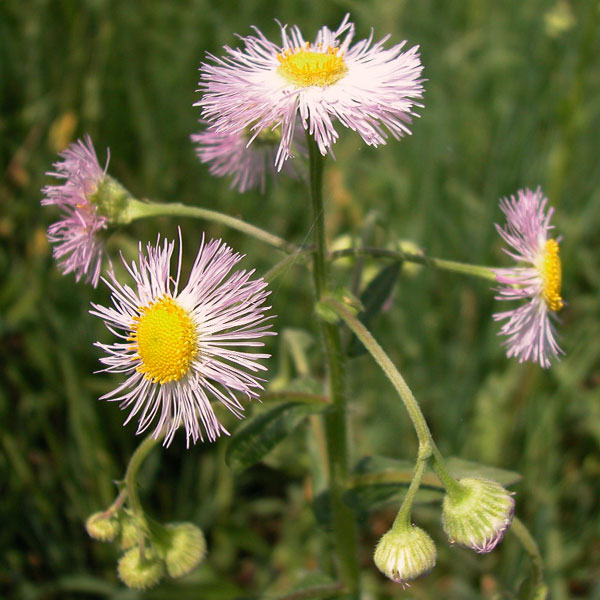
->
(330, 247), (496, 281)
(124, 434), (163, 517)
(306, 135), (359, 597)
(392, 453), (428, 531)
(321, 296), (465, 500)
(511, 516), (546, 587)
(125, 198), (296, 254)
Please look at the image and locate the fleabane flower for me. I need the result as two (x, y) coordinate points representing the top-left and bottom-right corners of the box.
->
(493, 187), (564, 368)
(41, 136), (110, 286)
(197, 14), (424, 170)
(191, 122), (305, 193)
(90, 234), (274, 447)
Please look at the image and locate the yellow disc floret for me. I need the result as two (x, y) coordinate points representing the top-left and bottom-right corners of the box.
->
(277, 43), (348, 87)
(542, 239), (564, 312)
(129, 296), (197, 384)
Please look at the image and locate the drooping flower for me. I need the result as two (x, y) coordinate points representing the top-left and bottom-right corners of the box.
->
(442, 478), (515, 553)
(373, 525), (437, 587)
(90, 233), (274, 447)
(196, 14), (424, 170)
(493, 187), (564, 368)
(191, 122), (305, 193)
(41, 136), (110, 286)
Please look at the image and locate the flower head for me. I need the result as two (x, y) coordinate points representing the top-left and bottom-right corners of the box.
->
(90, 233), (274, 447)
(493, 187), (564, 368)
(373, 525), (437, 587)
(191, 123), (305, 193)
(41, 135), (110, 286)
(197, 14), (424, 170)
(442, 478), (515, 553)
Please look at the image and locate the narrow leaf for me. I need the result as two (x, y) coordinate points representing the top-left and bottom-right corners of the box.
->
(347, 261), (401, 357)
(226, 402), (329, 473)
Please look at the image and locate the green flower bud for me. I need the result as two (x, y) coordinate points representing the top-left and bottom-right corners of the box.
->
(162, 523), (207, 579)
(373, 525), (437, 587)
(442, 477), (515, 553)
(119, 512), (143, 550)
(117, 546), (165, 590)
(89, 176), (136, 225)
(85, 512), (120, 542)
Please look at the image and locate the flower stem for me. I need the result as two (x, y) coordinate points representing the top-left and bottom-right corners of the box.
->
(392, 452), (428, 531)
(511, 516), (546, 588)
(330, 247), (496, 281)
(306, 135), (359, 597)
(321, 295), (465, 500)
(125, 198), (296, 254)
(124, 434), (163, 517)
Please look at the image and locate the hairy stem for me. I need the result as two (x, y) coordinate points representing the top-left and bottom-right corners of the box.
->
(306, 135), (360, 597)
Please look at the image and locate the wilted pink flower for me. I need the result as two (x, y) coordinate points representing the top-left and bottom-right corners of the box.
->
(196, 14), (424, 170)
(41, 135), (109, 286)
(493, 187), (564, 368)
(191, 123), (305, 193)
(90, 233), (275, 447)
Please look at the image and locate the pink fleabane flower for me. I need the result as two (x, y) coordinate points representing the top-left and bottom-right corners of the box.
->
(90, 233), (275, 447)
(196, 14), (424, 170)
(191, 122), (305, 193)
(493, 187), (565, 368)
(42, 135), (109, 286)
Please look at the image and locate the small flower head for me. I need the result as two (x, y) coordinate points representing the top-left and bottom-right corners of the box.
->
(442, 477), (515, 553)
(493, 187), (565, 367)
(41, 136), (109, 286)
(90, 233), (274, 447)
(117, 546), (165, 590)
(197, 14), (424, 170)
(373, 525), (437, 587)
(191, 122), (305, 193)
(156, 523), (207, 579)
(85, 511), (120, 542)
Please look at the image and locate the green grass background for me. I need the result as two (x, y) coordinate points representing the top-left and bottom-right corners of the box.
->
(1, 0), (599, 598)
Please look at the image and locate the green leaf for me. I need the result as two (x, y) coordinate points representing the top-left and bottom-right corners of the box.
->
(347, 261), (401, 357)
(343, 455), (522, 513)
(226, 402), (329, 473)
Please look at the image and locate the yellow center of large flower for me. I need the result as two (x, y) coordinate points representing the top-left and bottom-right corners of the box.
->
(277, 44), (348, 87)
(542, 239), (563, 312)
(128, 296), (197, 384)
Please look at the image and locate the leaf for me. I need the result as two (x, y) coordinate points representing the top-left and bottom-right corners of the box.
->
(343, 455), (522, 513)
(347, 261), (402, 357)
(226, 402), (329, 473)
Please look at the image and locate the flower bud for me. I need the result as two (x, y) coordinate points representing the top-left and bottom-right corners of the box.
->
(85, 512), (120, 542)
(162, 523), (207, 578)
(117, 546), (165, 590)
(442, 477), (515, 553)
(119, 513), (142, 550)
(373, 525), (437, 586)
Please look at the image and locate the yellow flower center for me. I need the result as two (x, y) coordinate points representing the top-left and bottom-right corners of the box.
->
(277, 43), (348, 87)
(128, 296), (197, 384)
(542, 239), (563, 312)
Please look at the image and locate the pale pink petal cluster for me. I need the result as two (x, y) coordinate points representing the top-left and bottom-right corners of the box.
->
(191, 124), (305, 193)
(90, 234), (275, 447)
(493, 187), (564, 368)
(41, 135), (109, 286)
(196, 14), (424, 170)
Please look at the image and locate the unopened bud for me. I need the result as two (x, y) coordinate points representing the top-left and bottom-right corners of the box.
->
(442, 477), (515, 553)
(162, 523), (207, 578)
(373, 525), (437, 587)
(119, 512), (142, 550)
(117, 546), (165, 590)
(85, 512), (120, 542)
